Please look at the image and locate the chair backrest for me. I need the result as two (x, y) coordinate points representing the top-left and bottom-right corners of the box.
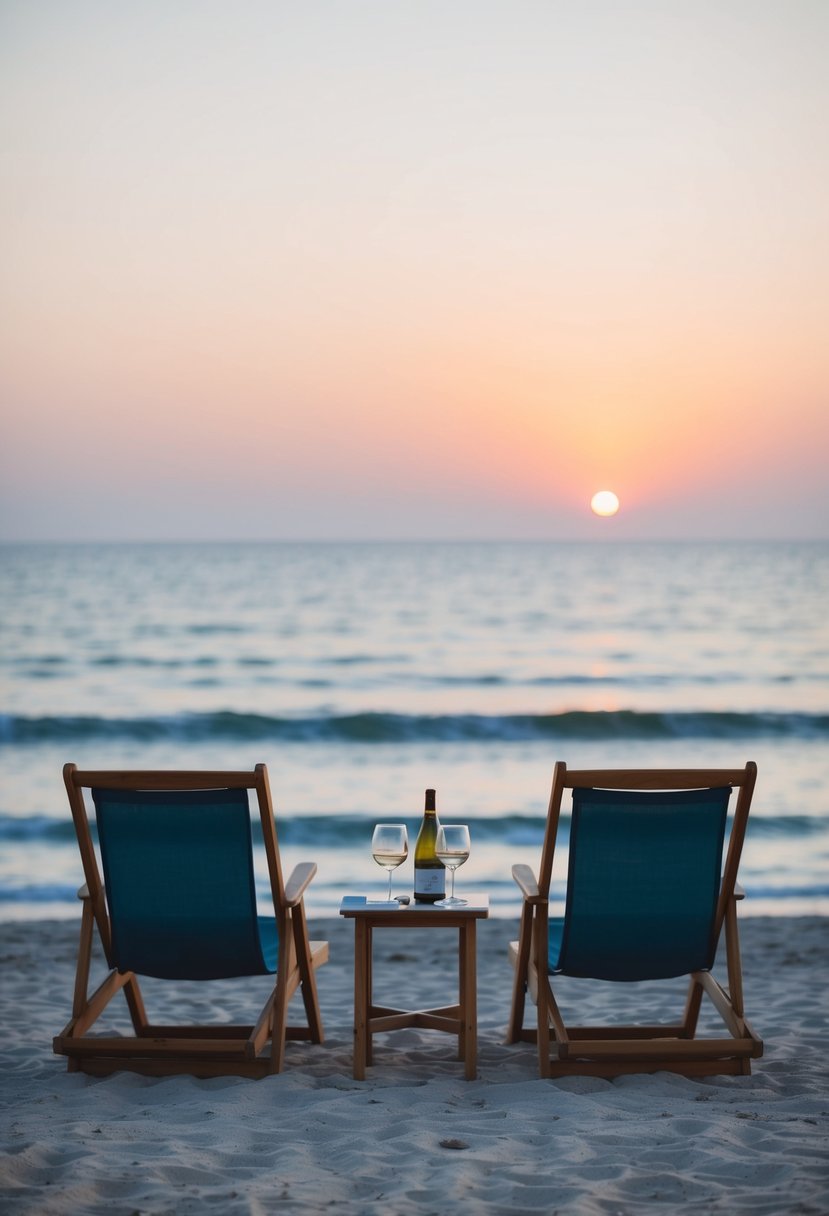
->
(559, 785), (730, 980)
(64, 765), (285, 981)
(539, 763), (757, 983)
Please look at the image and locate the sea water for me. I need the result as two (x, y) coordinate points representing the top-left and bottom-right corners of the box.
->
(1, 541), (827, 919)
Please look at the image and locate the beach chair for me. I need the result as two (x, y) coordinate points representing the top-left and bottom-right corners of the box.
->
(54, 764), (328, 1077)
(507, 762), (763, 1078)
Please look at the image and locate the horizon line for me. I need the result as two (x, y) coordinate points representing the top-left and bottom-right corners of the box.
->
(2, 536), (827, 547)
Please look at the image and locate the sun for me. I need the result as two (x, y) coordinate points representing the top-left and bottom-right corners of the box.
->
(590, 490), (620, 517)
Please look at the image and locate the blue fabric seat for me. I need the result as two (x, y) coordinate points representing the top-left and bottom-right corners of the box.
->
(551, 786), (729, 982)
(93, 786), (278, 980)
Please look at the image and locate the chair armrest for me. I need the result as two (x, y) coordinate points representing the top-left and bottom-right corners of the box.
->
(77, 883), (90, 901)
(284, 862), (317, 907)
(512, 863), (543, 904)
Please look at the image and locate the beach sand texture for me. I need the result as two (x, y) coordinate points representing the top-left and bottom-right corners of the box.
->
(1, 914), (827, 1214)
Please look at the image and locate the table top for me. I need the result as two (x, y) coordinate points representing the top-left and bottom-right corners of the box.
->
(339, 894), (489, 922)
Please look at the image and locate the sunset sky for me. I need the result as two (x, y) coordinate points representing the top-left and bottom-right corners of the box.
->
(1, 1), (827, 541)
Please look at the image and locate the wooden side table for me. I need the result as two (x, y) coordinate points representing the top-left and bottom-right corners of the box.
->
(339, 895), (490, 1080)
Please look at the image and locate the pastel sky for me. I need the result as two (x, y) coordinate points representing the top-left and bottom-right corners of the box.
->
(1, 1), (827, 541)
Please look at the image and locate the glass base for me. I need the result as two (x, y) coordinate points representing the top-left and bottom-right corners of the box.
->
(435, 896), (467, 907)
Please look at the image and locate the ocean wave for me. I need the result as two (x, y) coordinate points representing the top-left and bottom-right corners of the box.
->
(2, 875), (828, 906)
(0, 811), (824, 849)
(1, 708), (828, 746)
(0, 882), (82, 904)
(10, 655), (829, 686)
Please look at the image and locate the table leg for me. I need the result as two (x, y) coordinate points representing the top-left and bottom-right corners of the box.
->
(458, 926), (466, 1061)
(365, 924), (373, 1067)
(353, 919), (368, 1080)
(461, 921), (478, 1080)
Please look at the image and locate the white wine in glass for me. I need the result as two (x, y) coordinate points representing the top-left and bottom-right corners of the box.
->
(434, 825), (470, 907)
(371, 824), (408, 902)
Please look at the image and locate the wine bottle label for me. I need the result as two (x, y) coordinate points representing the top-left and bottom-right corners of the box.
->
(414, 869), (444, 895)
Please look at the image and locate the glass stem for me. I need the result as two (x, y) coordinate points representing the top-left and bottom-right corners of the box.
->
(387, 868), (393, 901)
(449, 866), (455, 900)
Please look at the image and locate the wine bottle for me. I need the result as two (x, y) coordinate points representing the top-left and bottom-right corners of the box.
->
(413, 788), (445, 903)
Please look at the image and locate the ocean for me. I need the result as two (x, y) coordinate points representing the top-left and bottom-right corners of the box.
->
(1, 541), (827, 920)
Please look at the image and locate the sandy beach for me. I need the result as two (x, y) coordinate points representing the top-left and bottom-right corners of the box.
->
(0, 913), (827, 1214)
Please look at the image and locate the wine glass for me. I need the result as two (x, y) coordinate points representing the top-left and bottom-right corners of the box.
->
(434, 825), (470, 907)
(371, 824), (408, 902)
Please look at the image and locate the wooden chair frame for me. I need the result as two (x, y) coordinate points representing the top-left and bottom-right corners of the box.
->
(54, 763), (329, 1078)
(507, 762), (763, 1078)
